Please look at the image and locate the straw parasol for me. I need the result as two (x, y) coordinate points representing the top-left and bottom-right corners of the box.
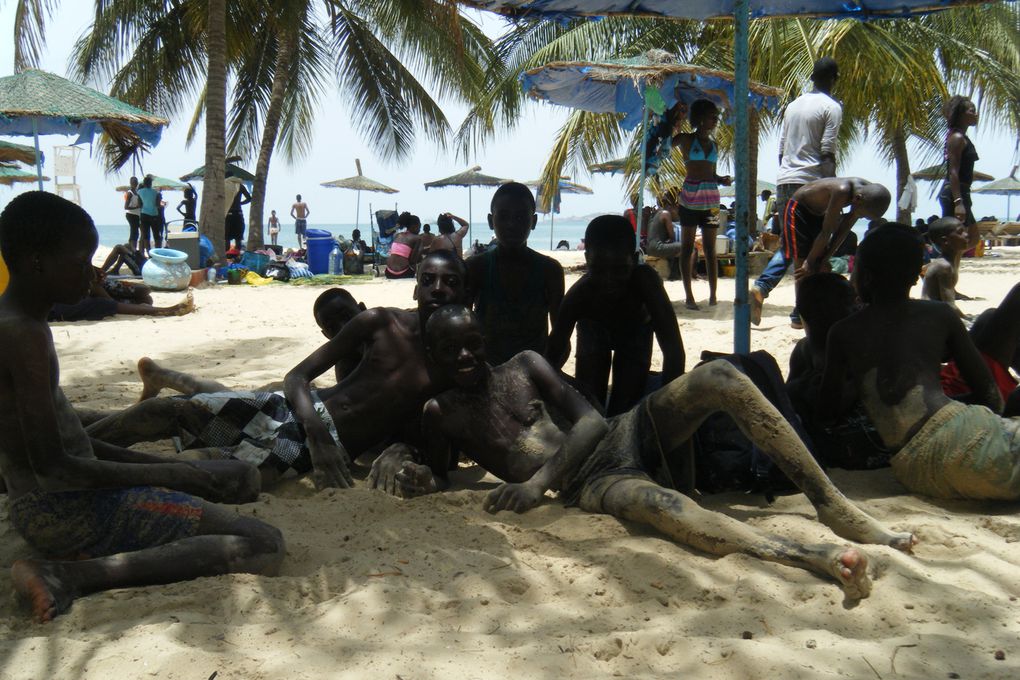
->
(180, 162), (256, 184)
(0, 140), (42, 165)
(0, 69), (169, 189)
(588, 158), (631, 176)
(522, 177), (593, 248)
(321, 158), (399, 234)
(0, 162), (50, 186)
(424, 166), (510, 245)
(116, 175), (189, 192)
(974, 166), (1020, 220)
(912, 163), (994, 182)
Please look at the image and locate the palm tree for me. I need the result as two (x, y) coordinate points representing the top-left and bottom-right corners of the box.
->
(71, 0), (495, 251)
(9, 0), (57, 72)
(201, 0), (227, 247)
(457, 7), (1020, 228)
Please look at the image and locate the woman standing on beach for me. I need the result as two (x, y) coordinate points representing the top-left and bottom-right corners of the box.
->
(939, 96), (980, 246)
(672, 99), (731, 309)
(384, 212), (422, 279)
(177, 185), (198, 228)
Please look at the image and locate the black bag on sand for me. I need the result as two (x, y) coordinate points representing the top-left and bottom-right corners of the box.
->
(693, 350), (815, 501)
(265, 262), (290, 282)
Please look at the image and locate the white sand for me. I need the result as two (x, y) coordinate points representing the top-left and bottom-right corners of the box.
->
(1, 247), (1019, 679)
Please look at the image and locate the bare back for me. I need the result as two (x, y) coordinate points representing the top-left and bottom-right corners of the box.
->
(292, 202), (309, 219)
(822, 299), (992, 448)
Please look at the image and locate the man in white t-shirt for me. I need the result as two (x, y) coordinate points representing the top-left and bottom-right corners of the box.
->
(753, 57), (841, 328)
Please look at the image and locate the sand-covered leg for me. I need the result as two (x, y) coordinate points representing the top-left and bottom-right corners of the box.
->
(647, 360), (915, 552)
(138, 356), (229, 400)
(85, 397), (208, 447)
(600, 477), (872, 598)
(12, 501), (283, 623)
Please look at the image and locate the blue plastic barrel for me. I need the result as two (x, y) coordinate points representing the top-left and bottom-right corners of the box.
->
(305, 228), (333, 274)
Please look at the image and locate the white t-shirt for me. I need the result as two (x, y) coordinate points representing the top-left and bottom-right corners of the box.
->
(125, 190), (141, 216)
(777, 90), (842, 186)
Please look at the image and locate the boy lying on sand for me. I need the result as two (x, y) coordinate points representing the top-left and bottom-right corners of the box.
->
(819, 223), (1019, 500)
(0, 192), (283, 622)
(386, 304), (916, 599)
(85, 252), (469, 490)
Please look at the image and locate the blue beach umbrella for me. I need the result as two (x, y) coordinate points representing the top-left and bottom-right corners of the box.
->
(458, 0), (1006, 353)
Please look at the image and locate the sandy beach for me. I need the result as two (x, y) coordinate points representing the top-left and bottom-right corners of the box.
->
(0, 247), (1018, 679)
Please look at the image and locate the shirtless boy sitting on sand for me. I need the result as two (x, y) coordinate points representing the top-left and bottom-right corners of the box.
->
(818, 223), (1017, 500)
(390, 305), (915, 599)
(922, 217), (970, 318)
(547, 215), (685, 416)
(86, 252), (468, 490)
(752, 177), (890, 323)
(0, 192), (283, 622)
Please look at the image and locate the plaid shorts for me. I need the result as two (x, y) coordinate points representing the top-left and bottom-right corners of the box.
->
(177, 391), (339, 474)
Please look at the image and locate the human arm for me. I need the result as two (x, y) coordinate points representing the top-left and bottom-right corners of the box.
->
(176, 200), (187, 217)
(819, 103), (842, 178)
(545, 285), (581, 369)
(290, 204), (297, 219)
(945, 132), (968, 224)
(283, 313), (390, 488)
(638, 267), (685, 380)
(544, 257), (565, 329)
(237, 184), (252, 206)
(484, 352), (609, 513)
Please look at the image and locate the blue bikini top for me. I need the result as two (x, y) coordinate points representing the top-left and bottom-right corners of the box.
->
(689, 137), (718, 163)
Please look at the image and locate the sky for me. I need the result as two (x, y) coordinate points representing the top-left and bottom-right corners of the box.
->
(2, 4), (1019, 229)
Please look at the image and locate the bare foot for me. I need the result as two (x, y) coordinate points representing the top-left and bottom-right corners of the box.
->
(828, 546), (871, 599)
(12, 560), (74, 623)
(750, 286), (764, 326)
(708, 296), (717, 306)
(137, 357), (166, 401)
(817, 504), (917, 553)
(171, 291), (195, 316)
(685, 300), (700, 311)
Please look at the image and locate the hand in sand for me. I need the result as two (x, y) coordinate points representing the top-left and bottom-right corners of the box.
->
(394, 461), (438, 498)
(186, 459), (261, 503)
(484, 481), (546, 514)
(308, 434), (354, 489)
(367, 444), (415, 496)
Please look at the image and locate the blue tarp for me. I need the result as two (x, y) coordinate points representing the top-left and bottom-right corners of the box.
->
(521, 66), (779, 130)
(0, 115), (164, 148)
(464, 0), (985, 20)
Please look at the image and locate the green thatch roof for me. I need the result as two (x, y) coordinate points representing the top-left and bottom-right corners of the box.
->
(0, 163), (49, 186)
(0, 140), (42, 164)
(425, 165), (509, 189)
(912, 163), (993, 182)
(0, 69), (168, 126)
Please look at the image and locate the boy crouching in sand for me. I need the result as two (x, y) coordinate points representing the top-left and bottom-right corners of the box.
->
(819, 223), (1016, 500)
(0, 192), (284, 622)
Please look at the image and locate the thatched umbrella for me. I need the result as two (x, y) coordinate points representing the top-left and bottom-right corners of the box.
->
(180, 162), (256, 184)
(522, 177), (593, 249)
(0, 162), (50, 186)
(0, 140), (42, 165)
(0, 69), (169, 190)
(116, 175), (189, 192)
(974, 166), (1020, 220)
(589, 158), (631, 176)
(425, 166), (510, 245)
(912, 164), (994, 182)
(321, 158), (399, 233)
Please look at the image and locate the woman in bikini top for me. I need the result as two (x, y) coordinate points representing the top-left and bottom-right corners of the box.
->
(385, 212), (422, 276)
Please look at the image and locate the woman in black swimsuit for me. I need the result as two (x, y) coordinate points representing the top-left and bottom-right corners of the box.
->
(939, 96), (980, 246)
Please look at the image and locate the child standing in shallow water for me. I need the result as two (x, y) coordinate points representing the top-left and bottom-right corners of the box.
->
(0, 191), (284, 622)
(547, 215), (685, 416)
(466, 183), (564, 365)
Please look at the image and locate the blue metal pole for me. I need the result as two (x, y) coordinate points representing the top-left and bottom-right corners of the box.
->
(733, 0), (751, 354)
(32, 117), (43, 191)
(636, 94), (650, 251)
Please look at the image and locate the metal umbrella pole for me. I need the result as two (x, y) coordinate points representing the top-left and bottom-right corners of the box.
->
(32, 117), (42, 191)
(733, 0), (751, 354)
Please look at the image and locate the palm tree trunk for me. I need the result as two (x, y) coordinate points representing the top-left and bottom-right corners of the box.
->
(247, 34), (294, 251)
(199, 0), (227, 250)
(892, 126), (911, 224)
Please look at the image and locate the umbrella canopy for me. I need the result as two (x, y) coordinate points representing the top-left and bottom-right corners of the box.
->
(460, 0), (987, 20)
(0, 140), (42, 165)
(180, 162), (256, 184)
(912, 163), (994, 182)
(972, 170), (1020, 196)
(115, 175), (189, 192)
(321, 159), (399, 231)
(719, 179), (776, 198)
(0, 69), (168, 188)
(588, 157), (633, 175)
(0, 163), (50, 186)
(523, 54), (782, 132)
(424, 165), (509, 190)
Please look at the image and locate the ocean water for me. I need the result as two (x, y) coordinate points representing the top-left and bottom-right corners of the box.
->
(96, 218), (594, 253)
